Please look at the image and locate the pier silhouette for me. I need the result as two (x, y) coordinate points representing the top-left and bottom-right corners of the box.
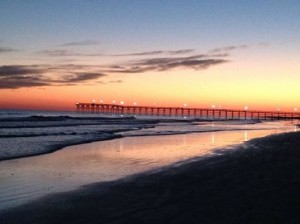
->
(76, 103), (300, 120)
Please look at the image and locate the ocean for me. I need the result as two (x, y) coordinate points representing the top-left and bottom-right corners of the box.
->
(0, 109), (297, 210)
(0, 109), (160, 160)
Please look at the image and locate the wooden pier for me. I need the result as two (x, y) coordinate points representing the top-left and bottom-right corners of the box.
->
(76, 103), (300, 120)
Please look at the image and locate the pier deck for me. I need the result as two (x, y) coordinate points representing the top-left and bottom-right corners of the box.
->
(76, 103), (300, 120)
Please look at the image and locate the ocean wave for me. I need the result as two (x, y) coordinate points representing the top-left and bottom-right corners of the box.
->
(0, 133), (122, 161)
(0, 116), (159, 129)
(0, 109), (291, 161)
(0, 115), (158, 160)
(0, 132), (78, 138)
(0, 115), (137, 122)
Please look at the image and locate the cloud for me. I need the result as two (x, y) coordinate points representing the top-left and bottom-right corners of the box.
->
(170, 49), (195, 55)
(108, 80), (123, 83)
(0, 65), (105, 89)
(39, 50), (82, 57)
(209, 45), (248, 53)
(95, 80), (123, 84)
(38, 49), (105, 57)
(257, 42), (269, 47)
(38, 49), (195, 57)
(60, 40), (100, 47)
(113, 49), (195, 56)
(0, 47), (17, 53)
(113, 51), (166, 56)
(0, 65), (48, 88)
(0, 47), (232, 89)
(0, 78), (49, 89)
(105, 53), (228, 73)
(0, 65), (44, 76)
(158, 59), (226, 71)
(62, 73), (106, 82)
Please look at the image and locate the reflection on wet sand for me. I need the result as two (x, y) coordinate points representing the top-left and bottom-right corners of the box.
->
(0, 128), (293, 210)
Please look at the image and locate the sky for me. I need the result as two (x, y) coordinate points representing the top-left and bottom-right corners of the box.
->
(0, 0), (299, 111)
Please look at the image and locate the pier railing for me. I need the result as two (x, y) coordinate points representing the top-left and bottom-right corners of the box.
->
(76, 103), (300, 120)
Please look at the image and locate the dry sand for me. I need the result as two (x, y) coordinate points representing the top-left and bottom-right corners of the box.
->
(1, 131), (300, 224)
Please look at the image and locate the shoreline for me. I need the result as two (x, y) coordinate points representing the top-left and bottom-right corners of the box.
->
(1, 131), (300, 223)
(0, 128), (282, 211)
(0, 133), (123, 162)
(0, 119), (286, 162)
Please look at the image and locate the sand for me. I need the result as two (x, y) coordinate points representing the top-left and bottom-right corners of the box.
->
(1, 131), (300, 224)
(1, 128), (284, 210)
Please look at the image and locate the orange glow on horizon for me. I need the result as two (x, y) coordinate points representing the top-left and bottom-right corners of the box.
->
(0, 58), (299, 112)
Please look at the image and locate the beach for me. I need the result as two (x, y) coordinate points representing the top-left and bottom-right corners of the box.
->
(2, 1), (300, 223)
(0, 117), (299, 223)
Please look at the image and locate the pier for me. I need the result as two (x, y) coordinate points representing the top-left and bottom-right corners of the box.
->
(76, 103), (300, 120)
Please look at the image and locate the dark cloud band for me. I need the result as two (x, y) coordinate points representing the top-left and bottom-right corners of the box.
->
(112, 49), (195, 56)
(0, 47), (17, 53)
(0, 47), (231, 89)
(60, 40), (100, 47)
(105, 54), (228, 73)
(0, 65), (105, 89)
(209, 45), (248, 53)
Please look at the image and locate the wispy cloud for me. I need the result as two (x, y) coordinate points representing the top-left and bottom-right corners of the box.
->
(257, 42), (269, 47)
(1, 46), (232, 89)
(0, 65), (43, 76)
(209, 45), (248, 53)
(104, 53), (228, 73)
(39, 50), (85, 57)
(108, 80), (123, 83)
(38, 49), (195, 57)
(0, 47), (17, 53)
(38, 49), (105, 57)
(0, 65), (48, 89)
(0, 65), (105, 89)
(60, 73), (106, 82)
(59, 40), (100, 47)
(113, 49), (195, 56)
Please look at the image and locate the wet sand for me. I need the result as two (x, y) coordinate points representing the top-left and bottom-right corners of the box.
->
(1, 130), (300, 223)
(0, 128), (284, 210)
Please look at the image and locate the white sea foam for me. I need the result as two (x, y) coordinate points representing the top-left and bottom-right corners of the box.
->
(0, 109), (294, 161)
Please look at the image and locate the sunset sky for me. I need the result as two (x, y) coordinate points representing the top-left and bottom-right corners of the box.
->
(0, 0), (299, 111)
